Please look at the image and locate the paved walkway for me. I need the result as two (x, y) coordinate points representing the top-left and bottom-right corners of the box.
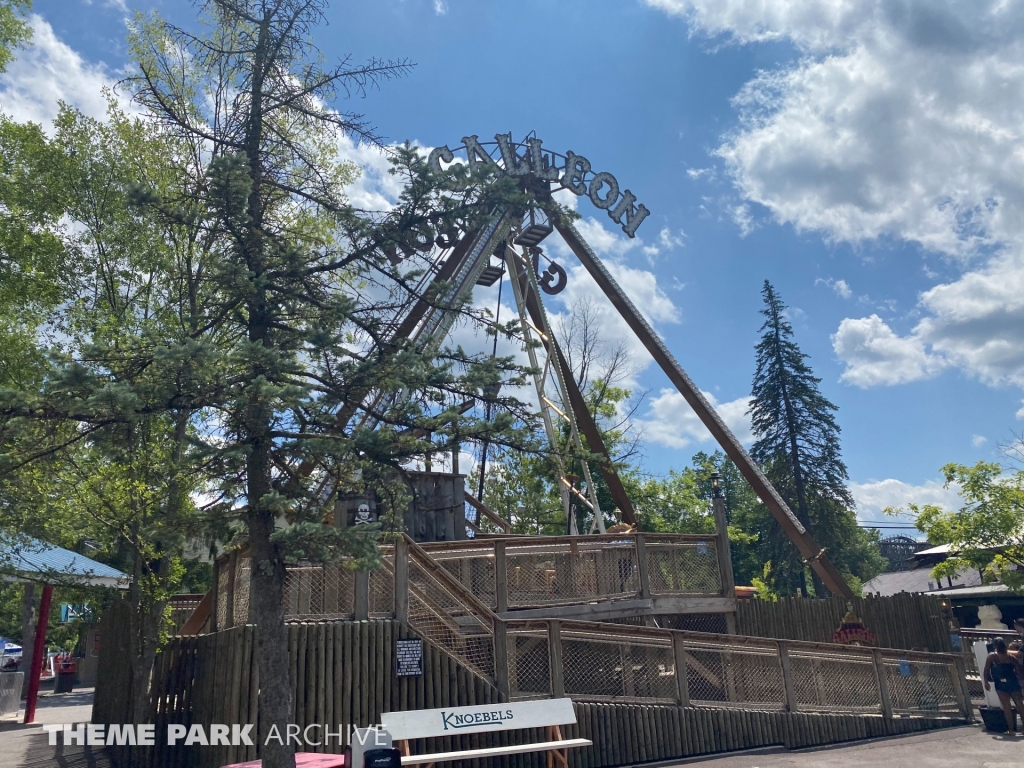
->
(0, 687), (109, 768)
(3, 698), (1021, 768)
(673, 724), (1024, 768)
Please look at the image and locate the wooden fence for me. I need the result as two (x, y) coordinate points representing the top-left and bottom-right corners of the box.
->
(736, 593), (953, 653)
(95, 615), (969, 768)
(93, 600), (133, 728)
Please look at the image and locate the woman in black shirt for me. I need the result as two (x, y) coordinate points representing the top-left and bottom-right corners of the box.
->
(984, 637), (1024, 734)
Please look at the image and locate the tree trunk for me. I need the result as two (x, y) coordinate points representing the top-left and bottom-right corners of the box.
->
(19, 582), (36, 697)
(246, 469), (293, 768)
(126, 553), (169, 727)
(240, 15), (295, 766)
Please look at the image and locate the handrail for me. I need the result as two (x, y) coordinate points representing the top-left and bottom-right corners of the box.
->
(548, 619), (963, 662)
(503, 616), (973, 719)
(416, 532), (718, 550)
(464, 491), (512, 533)
(401, 534), (502, 625)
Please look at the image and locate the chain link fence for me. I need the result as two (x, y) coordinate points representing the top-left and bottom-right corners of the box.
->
(415, 534), (722, 610)
(661, 613), (730, 634)
(210, 537), (968, 724)
(281, 562), (356, 621)
(370, 550), (395, 617)
(507, 622), (551, 698)
(216, 534), (728, 630)
(503, 618), (969, 720)
(215, 563), (229, 629)
(505, 539), (609, 607)
(406, 549), (495, 681)
(677, 635), (787, 708)
(429, 543), (497, 606)
(559, 624), (677, 703)
(885, 657), (963, 714)
(788, 649), (880, 712)
(645, 535), (722, 594)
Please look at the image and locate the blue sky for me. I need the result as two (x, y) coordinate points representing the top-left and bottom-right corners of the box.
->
(7, 0), (1024, 529)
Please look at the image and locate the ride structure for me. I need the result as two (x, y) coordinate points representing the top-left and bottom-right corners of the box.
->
(334, 132), (854, 599)
(103, 135), (973, 768)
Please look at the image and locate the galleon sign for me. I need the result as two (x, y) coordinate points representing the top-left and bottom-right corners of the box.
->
(428, 134), (650, 238)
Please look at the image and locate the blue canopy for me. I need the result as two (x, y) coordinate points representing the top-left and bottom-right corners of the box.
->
(0, 536), (129, 588)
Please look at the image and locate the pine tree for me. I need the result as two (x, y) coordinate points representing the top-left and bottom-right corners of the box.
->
(749, 281), (881, 595)
(123, 4), (532, 765)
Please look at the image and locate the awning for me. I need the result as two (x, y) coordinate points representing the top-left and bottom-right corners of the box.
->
(0, 536), (129, 588)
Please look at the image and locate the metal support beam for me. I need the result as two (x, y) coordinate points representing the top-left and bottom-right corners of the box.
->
(507, 246), (636, 528)
(552, 217), (854, 599)
(551, 342), (637, 526)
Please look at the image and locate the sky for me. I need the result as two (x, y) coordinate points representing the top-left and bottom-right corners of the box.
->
(5, 0), (1024, 532)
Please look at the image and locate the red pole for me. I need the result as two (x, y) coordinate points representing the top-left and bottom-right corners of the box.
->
(23, 583), (53, 724)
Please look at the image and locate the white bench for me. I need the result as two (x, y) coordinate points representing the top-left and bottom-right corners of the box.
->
(380, 698), (591, 768)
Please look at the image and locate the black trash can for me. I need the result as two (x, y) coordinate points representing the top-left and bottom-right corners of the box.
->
(980, 705), (1016, 732)
(53, 655), (76, 694)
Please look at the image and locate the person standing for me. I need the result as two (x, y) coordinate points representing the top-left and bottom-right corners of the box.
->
(984, 637), (1024, 734)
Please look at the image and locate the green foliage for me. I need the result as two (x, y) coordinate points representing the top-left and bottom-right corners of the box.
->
(0, 0), (30, 74)
(889, 461), (1024, 592)
(749, 281), (883, 595)
(0, 582), (115, 651)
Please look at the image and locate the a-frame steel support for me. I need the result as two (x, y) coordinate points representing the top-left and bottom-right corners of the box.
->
(505, 245), (638, 527)
(552, 217), (854, 598)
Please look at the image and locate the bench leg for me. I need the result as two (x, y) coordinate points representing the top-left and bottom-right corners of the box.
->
(397, 739), (435, 768)
(546, 726), (569, 768)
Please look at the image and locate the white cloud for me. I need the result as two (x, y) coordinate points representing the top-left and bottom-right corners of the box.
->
(1017, 400), (1024, 420)
(554, 215), (684, 267)
(0, 16), (127, 127)
(834, 251), (1024, 387)
(647, 0), (1024, 390)
(832, 314), (945, 387)
(637, 388), (752, 450)
(655, 0), (1024, 259)
(433, 0), (448, 15)
(911, 252), (1024, 386)
(850, 476), (961, 523)
(335, 136), (414, 211)
(645, 0), (867, 49)
(972, 434), (988, 447)
(815, 277), (852, 299)
(538, 257), (681, 389)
